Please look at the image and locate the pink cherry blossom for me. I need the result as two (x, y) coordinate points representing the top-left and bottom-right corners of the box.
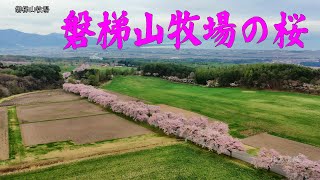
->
(208, 121), (229, 134)
(187, 116), (209, 129)
(63, 72), (71, 79)
(253, 148), (320, 179)
(73, 64), (90, 73)
(282, 154), (320, 180)
(252, 148), (282, 171)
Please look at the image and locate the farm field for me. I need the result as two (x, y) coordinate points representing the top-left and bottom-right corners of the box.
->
(0, 89), (81, 107)
(103, 76), (320, 147)
(0, 144), (281, 180)
(0, 90), (171, 174)
(9, 91), (152, 146)
(17, 100), (108, 123)
(0, 90), (279, 179)
(21, 114), (151, 146)
(0, 83), (317, 178)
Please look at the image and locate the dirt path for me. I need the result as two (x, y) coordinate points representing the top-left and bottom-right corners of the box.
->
(242, 133), (320, 160)
(0, 107), (9, 160)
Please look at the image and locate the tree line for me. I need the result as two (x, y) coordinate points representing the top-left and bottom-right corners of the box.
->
(0, 64), (63, 98)
(195, 64), (320, 88)
(141, 63), (195, 79)
(141, 63), (320, 90)
(68, 66), (136, 86)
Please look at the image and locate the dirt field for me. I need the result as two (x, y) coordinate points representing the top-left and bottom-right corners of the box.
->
(21, 114), (152, 146)
(242, 133), (320, 160)
(0, 90), (81, 107)
(17, 100), (107, 123)
(0, 89), (173, 174)
(0, 107), (9, 160)
(5, 89), (153, 146)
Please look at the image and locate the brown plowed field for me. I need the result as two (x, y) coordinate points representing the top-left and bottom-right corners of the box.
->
(0, 90), (81, 107)
(20, 114), (152, 146)
(17, 100), (107, 123)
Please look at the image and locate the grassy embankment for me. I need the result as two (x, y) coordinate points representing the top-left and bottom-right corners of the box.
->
(7, 106), (25, 160)
(1, 144), (281, 179)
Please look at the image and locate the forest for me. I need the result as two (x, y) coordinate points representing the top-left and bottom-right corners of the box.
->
(0, 63), (63, 97)
(141, 63), (320, 93)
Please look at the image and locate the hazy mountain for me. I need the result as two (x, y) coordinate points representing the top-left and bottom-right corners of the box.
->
(0, 29), (319, 51)
(0, 30), (319, 66)
(0, 29), (142, 49)
(0, 29), (65, 48)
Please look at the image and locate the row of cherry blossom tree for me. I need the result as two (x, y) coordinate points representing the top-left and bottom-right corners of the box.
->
(253, 148), (320, 180)
(62, 64), (90, 80)
(63, 83), (319, 179)
(63, 83), (243, 155)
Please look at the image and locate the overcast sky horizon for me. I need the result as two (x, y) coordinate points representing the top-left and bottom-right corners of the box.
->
(1, 0), (319, 50)
(1, 0), (319, 35)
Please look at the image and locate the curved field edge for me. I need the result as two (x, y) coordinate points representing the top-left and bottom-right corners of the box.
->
(0, 90), (56, 104)
(103, 76), (320, 147)
(0, 144), (282, 180)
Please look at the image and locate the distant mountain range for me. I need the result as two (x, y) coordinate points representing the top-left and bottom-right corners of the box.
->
(0, 29), (319, 51)
(0, 29), (320, 65)
(0, 29), (63, 48)
(0, 29), (100, 48)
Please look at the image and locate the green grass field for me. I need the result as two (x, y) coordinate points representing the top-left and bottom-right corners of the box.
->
(7, 106), (25, 160)
(103, 76), (320, 147)
(58, 64), (77, 73)
(1, 144), (281, 179)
